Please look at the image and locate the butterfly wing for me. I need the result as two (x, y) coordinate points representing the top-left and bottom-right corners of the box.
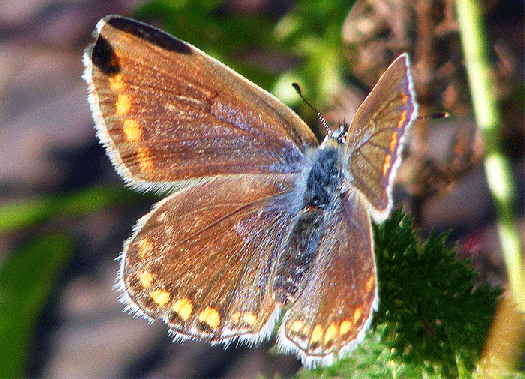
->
(120, 174), (299, 343)
(277, 188), (377, 367)
(344, 53), (417, 221)
(83, 16), (318, 190)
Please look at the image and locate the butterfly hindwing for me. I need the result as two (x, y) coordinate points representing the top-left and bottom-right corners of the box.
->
(120, 174), (298, 343)
(277, 188), (377, 366)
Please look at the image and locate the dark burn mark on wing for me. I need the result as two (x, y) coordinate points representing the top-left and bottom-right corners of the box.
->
(91, 36), (121, 75)
(107, 16), (192, 54)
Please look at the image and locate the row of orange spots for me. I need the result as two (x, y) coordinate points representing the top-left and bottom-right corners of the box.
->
(288, 305), (365, 348)
(382, 126), (399, 177)
(382, 115), (406, 176)
(142, 279), (219, 329)
(144, 283), (194, 323)
(134, 267), (196, 326)
(108, 74), (154, 172)
(137, 266), (221, 330)
(381, 90), (409, 176)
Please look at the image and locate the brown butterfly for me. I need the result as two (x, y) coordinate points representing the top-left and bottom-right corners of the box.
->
(83, 15), (417, 367)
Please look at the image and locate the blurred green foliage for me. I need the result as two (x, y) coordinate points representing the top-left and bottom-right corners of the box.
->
(0, 233), (72, 377)
(0, 186), (149, 377)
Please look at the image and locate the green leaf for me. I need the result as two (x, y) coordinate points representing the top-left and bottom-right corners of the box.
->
(0, 233), (73, 377)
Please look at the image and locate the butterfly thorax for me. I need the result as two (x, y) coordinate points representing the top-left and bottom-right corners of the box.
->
(302, 145), (343, 207)
(273, 141), (344, 306)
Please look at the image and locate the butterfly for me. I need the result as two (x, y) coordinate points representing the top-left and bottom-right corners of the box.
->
(83, 15), (417, 367)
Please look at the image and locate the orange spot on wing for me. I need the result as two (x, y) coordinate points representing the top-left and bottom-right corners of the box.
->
(137, 147), (153, 172)
(149, 289), (170, 306)
(123, 119), (142, 142)
(324, 321), (339, 345)
(116, 94), (132, 115)
(172, 297), (193, 321)
(242, 312), (257, 326)
(138, 270), (154, 288)
(109, 75), (125, 91)
(383, 155), (392, 176)
(400, 91), (408, 105)
(138, 238), (154, 258)
(340, 320), (353, 335)
(290, 320), (304, 333)
(310, 324), (323, 345)
(199, 306), (221, 329)
(396, 111), (407, 129)
(366, 275), (375, 292)
(353, 306), (362, 324)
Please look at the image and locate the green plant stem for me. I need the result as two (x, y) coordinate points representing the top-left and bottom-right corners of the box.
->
(456, 0), (524, 313)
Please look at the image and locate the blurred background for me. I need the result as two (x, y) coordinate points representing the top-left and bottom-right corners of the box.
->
(0, 0), (523, 377)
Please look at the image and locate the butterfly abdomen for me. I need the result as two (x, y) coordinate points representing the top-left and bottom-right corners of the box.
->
(273, 144), (344, 306)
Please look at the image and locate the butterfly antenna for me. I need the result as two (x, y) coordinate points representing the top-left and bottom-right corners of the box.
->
(417, 112), (449, 120)
(292, 83), (330, 134)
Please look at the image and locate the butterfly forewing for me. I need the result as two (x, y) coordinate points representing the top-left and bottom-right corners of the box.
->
(121, 174), (298, 342)
(84, 16), (318, 190)
(344, 54), (417, 220)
